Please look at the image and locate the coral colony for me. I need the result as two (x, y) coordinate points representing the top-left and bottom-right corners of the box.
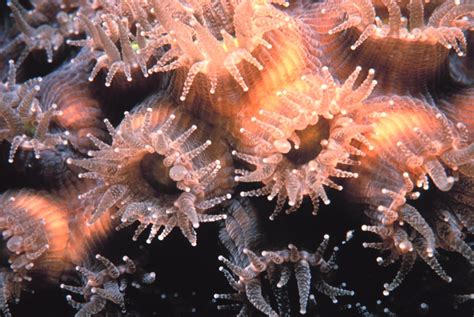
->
(0, 0), (473, 316)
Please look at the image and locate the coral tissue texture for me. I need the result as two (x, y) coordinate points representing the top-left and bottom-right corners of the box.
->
(0, 0), (472, 316)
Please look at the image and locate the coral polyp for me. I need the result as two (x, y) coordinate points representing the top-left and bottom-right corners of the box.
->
(68, 12), (149, 86)
(0, 190), (69, 316)
(346, 95), (474, 294)
(325, 0), (472, 53)
(0, 0), (472, 316)
(6, 0), (70, 66)
(68, 96), (234, 245)
(215, 199), (354, 316)
(0, 60), (67, 162)
(232, 66), (376, 218)
(60, 254), (155, 316)
(147, 0), (294, 100)
(353, 96), (472, 197)
(304, 0), (473, 96)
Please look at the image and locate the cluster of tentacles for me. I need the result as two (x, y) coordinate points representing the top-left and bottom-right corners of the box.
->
(215, 200), (355, 316)
(60, 254), (156, 316)
(67, 96), (234, 246)
(232, 66), (376, 218)
(0, 60), (67, 162)
(0, 0), (472, 316)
